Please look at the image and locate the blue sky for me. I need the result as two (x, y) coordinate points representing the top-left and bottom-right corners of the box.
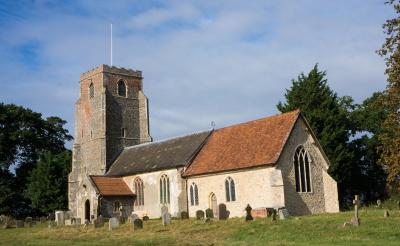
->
(0, 0), (393, 146)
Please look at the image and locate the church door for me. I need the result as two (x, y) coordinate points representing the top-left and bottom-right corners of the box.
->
(85, 199), (90, 222)
(210, 193), (218, 218)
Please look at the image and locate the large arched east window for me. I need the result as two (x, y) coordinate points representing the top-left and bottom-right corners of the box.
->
(160, 174), (170, 204)
(190, 183), (199, 206)
(225, 177), (236, 202)
(89, 82), (94, 98)
(294, 145), (312, 193)
(117, 80), (126, 97)
(134, 177), (144, 206)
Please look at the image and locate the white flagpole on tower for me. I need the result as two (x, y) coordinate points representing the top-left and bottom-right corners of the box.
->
(110, 23), (113, 66)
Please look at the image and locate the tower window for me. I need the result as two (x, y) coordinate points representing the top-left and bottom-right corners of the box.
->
(294, 145), (312, 193)
(118, 80), (127, 97)
(89, 82), (94, 98)
(121, 128), (126, 138)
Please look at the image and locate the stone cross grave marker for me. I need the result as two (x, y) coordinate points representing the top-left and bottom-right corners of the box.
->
(109, 217), (120, 230)
(351, 195), (360, 226)
(245, 204), (253, 221)
(133, 218), (143, 231)
(161, 206), (171, 226)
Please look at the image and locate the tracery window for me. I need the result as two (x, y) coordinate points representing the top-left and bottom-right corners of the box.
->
(190, 183), (199, 206)
(89, 82), (94, 98)
(294, 145), (312, 193)
(117, 80), (126, 97)
(160, 174), (170, 204)
(134, 177), (144, 206)
(225, 177), (236, 202)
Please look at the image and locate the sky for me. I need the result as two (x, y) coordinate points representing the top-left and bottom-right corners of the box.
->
(0, 0), (393, 147)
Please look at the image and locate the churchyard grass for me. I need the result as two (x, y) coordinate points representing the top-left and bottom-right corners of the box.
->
(0, 209), (399, 245)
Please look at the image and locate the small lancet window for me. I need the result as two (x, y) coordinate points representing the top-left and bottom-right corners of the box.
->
(190, 183), (199, 206)
(294, 145), (312, 193)
(225, 177), (236, 202)
(160, 174), (170, 204)
(121, 128), (126, 138)
(89, 82), (94, 98)
(118, 80), (127, 97)
(134, 177), (144, 206)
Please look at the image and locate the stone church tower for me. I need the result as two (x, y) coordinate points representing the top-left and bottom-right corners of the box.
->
(68, 65), (151, 218)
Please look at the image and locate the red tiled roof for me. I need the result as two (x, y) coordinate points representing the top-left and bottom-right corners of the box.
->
(90, 176), (134, 196)
(183, 110), (300, 177)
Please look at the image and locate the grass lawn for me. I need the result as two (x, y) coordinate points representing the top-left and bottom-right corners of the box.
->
(0, 209), (399, 245)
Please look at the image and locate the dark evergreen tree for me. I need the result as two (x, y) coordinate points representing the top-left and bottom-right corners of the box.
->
(277, 64), (355, 207)
(26, 151), (71, 214)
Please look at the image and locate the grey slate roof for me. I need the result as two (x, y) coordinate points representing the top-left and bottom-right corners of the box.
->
(106, 130), (212, 176)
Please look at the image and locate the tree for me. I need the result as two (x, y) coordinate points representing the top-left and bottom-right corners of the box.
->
(0, 103), (72, 216)
(26, 151), (71, 214)
(277, 64), (355, 206)
(377, 0), (400, 188)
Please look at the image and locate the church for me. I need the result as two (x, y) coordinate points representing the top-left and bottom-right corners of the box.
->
(68, 65), (339, 222)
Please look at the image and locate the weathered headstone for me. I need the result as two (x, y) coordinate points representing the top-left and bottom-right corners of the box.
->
(161, 206), (171, 226)
(196, 210), (205, 220)
(350, 195), (360, 226)
(109, 217), (120, 230)
(55, 211), (65, 226)
(384, 210), (390, 218)
(132, 218), (143, 230)
(271, 209), (277, 221)
(143, 215), (149, 221)
(74, 218), (81, 225)
(65, 219), (72, 226)
(180, 211), (189, 220)
(130, 213), (139, 223)
(15, 220), (24, 228)
(205, 208), (214, 219)
(24, 217), (33, 227)
(48, 220), (56, 228)
(94, 218), (104, 228)
(377, 199), (382, 208)
(218, 204), (229, 220)
(2, 216), (14, 229)
(278, 208), (289, 220)
(245, 204), (253, 221)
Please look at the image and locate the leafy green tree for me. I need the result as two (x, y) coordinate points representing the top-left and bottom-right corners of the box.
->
(277, 64), (355, 206)
(0, 103), (72, 216)
(26, 151), (71, 214)
(377, 0), (400, 188)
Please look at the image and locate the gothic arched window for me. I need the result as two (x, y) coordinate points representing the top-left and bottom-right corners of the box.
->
(225, 177), (236, 202)
(134, 177), (144, 206)
(190, 183), (199, 206)
(160, 174), (170, 204)
(294, 145), (312, 193)
(113, 200), (121, 212)
(117, 80), (127, 97)
(89, 82), (94, 98)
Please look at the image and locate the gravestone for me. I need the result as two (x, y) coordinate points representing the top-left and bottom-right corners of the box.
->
(271, 209), (277, 221)
(55, 211), (65, 226)
(384, 210), (390, 218)
(245, 204), (253, 221)
(130, 213), (139, 223)
(278, 208), (289, 220)
(350, 195), (360, 226)
(48, 220), (56, 228)
(218, 204), (229, 220)
(16, 220), (24, 228)
(94, 217), (104, 228)
(161, 206), (171, 226)
(143, 215), (149, 221)
(2, 216), (14, 229)
(48, 212), (55, 221)
(109, 217), (120, 230)
(377, 199), (382, 208)
(25, 217), (33, 227)
(133, 218), (143, 231)
(196, 210), (205, 220)
(180, 211), (189, 220)
(64, 219), (72, 226)
(205, 209), (214, 219)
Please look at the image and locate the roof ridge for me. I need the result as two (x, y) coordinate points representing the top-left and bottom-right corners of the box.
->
(214, 109), (300, 132)
(123, 129), (212, 150)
